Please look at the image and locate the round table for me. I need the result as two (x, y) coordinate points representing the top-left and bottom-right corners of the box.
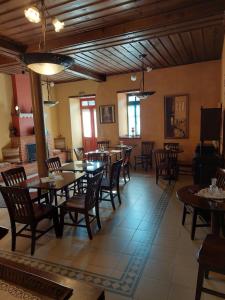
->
(177, 185), (225, 235)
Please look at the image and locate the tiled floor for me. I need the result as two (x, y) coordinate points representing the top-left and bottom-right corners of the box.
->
(0, 172), (225, 299)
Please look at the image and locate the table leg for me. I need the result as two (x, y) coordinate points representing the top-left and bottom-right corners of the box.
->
(211, 212), (221, 235)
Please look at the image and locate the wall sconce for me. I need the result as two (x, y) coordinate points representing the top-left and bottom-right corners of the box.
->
(131, 74), (137, 81)
(15, 106), (20, 116)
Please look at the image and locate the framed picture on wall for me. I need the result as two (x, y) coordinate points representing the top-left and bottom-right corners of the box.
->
(164, 94), (189, 139)
(99, 105), (115, 124)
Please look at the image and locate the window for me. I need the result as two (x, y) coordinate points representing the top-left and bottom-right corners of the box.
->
(127, 95), (140, 136)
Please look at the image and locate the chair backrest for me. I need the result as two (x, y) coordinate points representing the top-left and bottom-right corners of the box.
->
(87, 153), (108, 163)
(110, 159), (123, 188)
(216, 168), (225, 188)
(1, 167), (27, 186)
(164, 143), (179, 151)
(0, 186), (34, 223)
(97, 140), (110, 149)
(154, 149), (167, 168)
(45, 157), (61, 172)
(123, 147), (132, 165)
(142, 141), (154, 155)
(74, 147), (85, 160)
(85, 172), (103, 209)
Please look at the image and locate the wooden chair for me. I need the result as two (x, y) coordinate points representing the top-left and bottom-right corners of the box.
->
(60, 172), (103, 240)
(0, 186), (60, 255)
(154, 149), (178, 184)
(182, 168), (225, 240)
(97, 140), (110, 150)
(87, 153), (109, 177)
(164, 142), (180, 151)
(122, 147), (132, 183)
(74, 147), (85, 161)
(195, 234), (225, 300)
(134, 141), (154, 171)
(1, 167), (47, 203)
(100, 159), (122, 210)
(45, 156), (61, 173)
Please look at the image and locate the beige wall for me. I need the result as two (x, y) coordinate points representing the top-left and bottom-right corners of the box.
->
(54, 60), (220, 161)
(221, 37), (225, 107)
(0, 74), (13, 161)
(42, 83), (59, 140)
(69, 97), (82, 150)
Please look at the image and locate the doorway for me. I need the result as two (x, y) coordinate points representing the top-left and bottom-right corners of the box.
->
(80, 97), (97, 151)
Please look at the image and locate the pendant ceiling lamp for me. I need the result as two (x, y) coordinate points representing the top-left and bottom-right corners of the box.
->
(131, 54), (155, 100)
(43, 80), (59, 107)
(21, 0), (74, 76)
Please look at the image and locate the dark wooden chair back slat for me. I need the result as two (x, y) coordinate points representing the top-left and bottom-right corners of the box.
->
(85, 172), (103, 209)
(123, 147), (132, 165)
(1, 167), (27, 186)
(154, 149), (167, 167)
(97, 140), (110, 149)
(164, 143), (180, 151)
(216, 168), (225, 188)
(110, 159), (123, 188)
(45, 157), (61, 172)
(74, 147), (85, 160)
(142, 141), (154, 155)
(0, 186), (34, 223)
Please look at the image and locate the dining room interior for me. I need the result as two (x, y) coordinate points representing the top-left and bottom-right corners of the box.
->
(0, 0), (224, 299)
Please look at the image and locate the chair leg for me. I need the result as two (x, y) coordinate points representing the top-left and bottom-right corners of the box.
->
(85, 213), (92, 240)
(117, 184), (122, 205)
(191, 209), (198, 240)
(182, 204), (187, 225)
(205, 270), (209, 279)
(123, 168), (127, 184)
(59, 209), (65, 237)
(11, 224), (16, 252)
(127, 166), (130, 181)
(110, 191), (116, 210)
(134, 157), (137, 170)
(31, 224), (36, 255)
(195, 264), (205, 300)
(52, 209), (60, 237)
(95, 205), (101, 230)
(156, 171), (159, 184)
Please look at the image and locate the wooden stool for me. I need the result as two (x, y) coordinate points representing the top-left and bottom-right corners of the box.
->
(195, 234), (225, 299)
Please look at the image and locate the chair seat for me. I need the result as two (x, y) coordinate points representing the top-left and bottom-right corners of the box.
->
(135, 154), (151, 159)
(30, 191), (48, 201)
(33, 204), (54, 220)
(101, 177), (110, 189)
(198, 234), (225, 269)
(62, 195), (86, 210)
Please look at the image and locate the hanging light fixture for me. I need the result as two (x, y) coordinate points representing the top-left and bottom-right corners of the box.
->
(43, 80), (59, 107)
(22, 0), (74, 76)
(131, 54), (155, 100)
(24, 6), (41, 23)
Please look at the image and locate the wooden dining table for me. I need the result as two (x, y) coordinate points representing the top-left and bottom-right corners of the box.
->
(177, 185), (225, 236)
(59, 160), (104, 175)
(17, 172), (85, 206)
(85, 149), (123, 163)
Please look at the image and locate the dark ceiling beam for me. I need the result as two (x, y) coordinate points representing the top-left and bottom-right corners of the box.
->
(27, 0), (225, 52)
(0, 37), (26, 58)
(66, 65), (106, 82)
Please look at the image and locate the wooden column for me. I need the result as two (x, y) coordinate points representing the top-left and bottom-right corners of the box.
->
(30, 71), (48, 177)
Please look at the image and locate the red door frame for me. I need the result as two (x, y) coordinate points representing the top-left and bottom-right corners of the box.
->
(80, 97), (97, 151)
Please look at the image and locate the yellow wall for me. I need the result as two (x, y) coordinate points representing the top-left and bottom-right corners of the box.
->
(0, 74), (13, 161)
(54, 60), (220, 161)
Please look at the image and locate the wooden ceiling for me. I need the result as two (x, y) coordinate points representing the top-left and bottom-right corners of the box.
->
(0, 0), (224, 83)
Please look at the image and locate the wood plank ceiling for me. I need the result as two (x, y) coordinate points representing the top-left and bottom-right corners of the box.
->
(0, 0), (224, 83)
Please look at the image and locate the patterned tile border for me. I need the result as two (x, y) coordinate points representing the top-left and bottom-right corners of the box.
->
(0, 180), (175, 297)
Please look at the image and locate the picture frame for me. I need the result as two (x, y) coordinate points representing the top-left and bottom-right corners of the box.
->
(99, 105), (115, 124)
(164, 94), (189, 139)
